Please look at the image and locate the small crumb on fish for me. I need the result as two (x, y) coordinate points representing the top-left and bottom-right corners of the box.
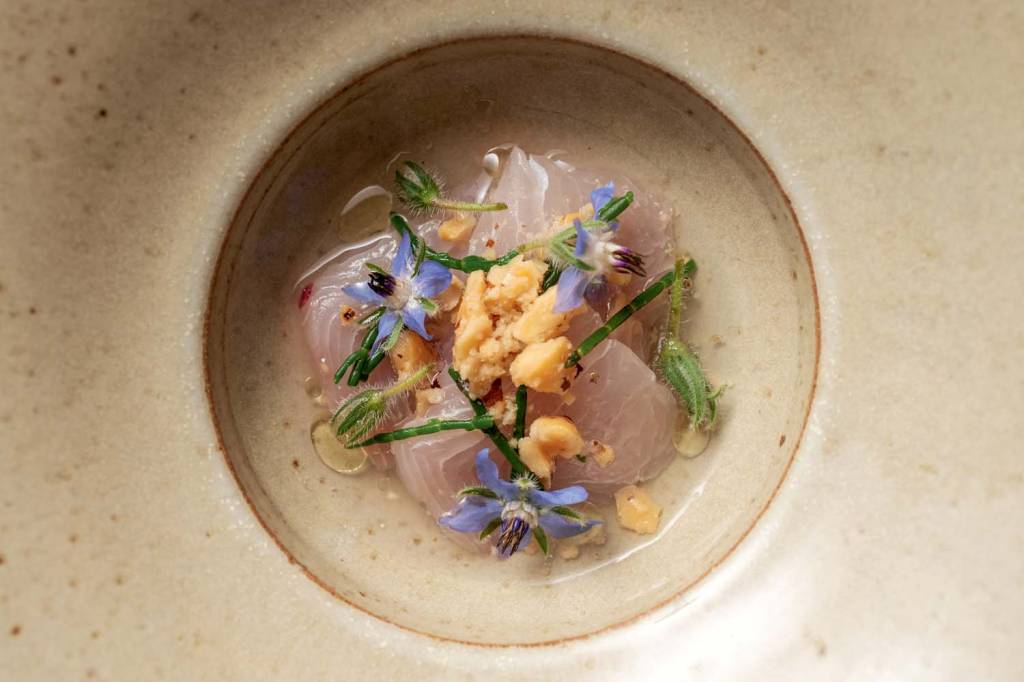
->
(439, 215), (476, 242)
(614, 485), (662, 534)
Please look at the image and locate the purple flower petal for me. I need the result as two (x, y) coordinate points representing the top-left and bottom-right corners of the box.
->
(370, 310), (398, 356)
(590, 182), (615, 216)
(342, 282), (385, 306)
(554, 267), (591, 313)
(391, 232), (413, 278)
(583, 275), (609, 307)
(400, 302), (432, 340)
(411, 259), (452, 298)
(493, 526), (533, 560)
(573, 218), (592, 257)
(474, 450), (519, 501)
(439, 497), (502, 533)
(528, 484), (589, 508)
(539, 511), (599, 539)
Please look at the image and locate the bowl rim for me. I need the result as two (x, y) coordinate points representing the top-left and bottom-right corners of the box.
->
(201, 32), (822, 648)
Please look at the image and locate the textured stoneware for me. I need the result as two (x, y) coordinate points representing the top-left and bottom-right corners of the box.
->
(2, 1), (1022, 679)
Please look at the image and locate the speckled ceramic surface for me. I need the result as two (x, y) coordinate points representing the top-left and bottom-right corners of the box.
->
(2, 1), (1022, 679)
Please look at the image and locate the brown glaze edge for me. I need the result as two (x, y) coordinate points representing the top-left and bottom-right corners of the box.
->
(201, 34), (822, 649)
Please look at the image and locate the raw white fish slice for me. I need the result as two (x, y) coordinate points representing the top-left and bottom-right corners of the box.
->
(551, 340), (678, 498)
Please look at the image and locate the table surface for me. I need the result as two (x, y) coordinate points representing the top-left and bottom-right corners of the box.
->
(1, 1), (1022, 679)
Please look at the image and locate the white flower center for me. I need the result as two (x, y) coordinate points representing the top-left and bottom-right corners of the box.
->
(387, 277), (412, 308)
(501, 499), (539, 527)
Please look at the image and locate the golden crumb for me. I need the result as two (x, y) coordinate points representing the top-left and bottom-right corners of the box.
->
(516, 416), (584, 486)
(414, 388), (445, 417)
(388, 331), (435, 387)
(529, 416), (584, 459)
(438, 215), (477, 242)
(513, 288), (579, 345)
(518, 438), (553, 487)
(614, 485), (662, 534)
(509, 336), (574, 394)
(587, 440), (616, 467)
(452, 256), (548, 394)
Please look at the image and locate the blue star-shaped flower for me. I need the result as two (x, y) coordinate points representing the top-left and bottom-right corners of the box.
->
(554, 182), (646, 313)
(342, 232), (452, 354)
(440, 450), (600, 556)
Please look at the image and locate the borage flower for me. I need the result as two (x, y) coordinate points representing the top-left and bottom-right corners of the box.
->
(343, 232), (452, 354)
(440, 450), (599, 556)
(553, 182), (647, 313)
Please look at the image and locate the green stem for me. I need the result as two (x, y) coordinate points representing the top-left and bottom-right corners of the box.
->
(390, 213), (517, 273)
(337, 322), (379, 385)
(565, 269), (677, 368)
(666, 258), (697, 336)
(382, 363), (435, 399)
(356, 349), (387, 384)
(447, 368), (538, 484)
(597, 191), (634, 221)
(353, 415), (494, 447)
(431, 198), (509, 213)
(513, 385), (528, 441)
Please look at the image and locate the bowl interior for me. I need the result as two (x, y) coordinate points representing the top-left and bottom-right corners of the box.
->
(205, 37), (818, 645)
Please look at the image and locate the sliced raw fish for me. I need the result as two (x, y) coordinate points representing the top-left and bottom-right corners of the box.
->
(297, 235), (399, 411)
(469, 146), (549, 255)
(551, 339), (678, 498)
(391, 369), (506, 520)
(566, 304), (650, 362)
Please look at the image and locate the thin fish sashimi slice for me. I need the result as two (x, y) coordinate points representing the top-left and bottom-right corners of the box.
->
(551, 340), (678, 498)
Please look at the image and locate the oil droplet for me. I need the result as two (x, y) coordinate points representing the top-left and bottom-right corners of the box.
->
(311, 419), (368, 474)
(673, 413), (710, 458)
(304, 376), (323, 401)
(482, 152), (500, 176)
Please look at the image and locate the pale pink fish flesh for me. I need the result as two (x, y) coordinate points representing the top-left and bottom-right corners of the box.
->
(298, 147), (677, 526)
(551, 339), (678, 499)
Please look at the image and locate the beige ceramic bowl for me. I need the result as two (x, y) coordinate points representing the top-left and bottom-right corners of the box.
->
(2, 1), (1022, 679)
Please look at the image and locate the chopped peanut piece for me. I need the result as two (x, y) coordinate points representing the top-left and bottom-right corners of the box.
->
(529, 416), (584, 459)
(414, 388), (444, 417)
(438, 215), (477, 242)
(588, 440), (616, 467)
(498, 393), (518, 427)
(484, 257), (544, 309)
(452, 256), (548, 394)
(388, 331), (435, 386)
(513, 288), (581, 345)
(556, 203), (595, 227)
(518, 438), (553, 488)
(517, 416), (584, 485)
(487, 397), (507, 423)
(509, 337), (574, 394)
(614, 485), (662, 534)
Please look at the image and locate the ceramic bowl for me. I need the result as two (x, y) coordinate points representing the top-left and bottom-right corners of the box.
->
(2, 1), (1021, 679)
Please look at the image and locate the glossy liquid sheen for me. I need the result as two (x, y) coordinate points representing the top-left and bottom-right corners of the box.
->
(292, 146), (714, 578)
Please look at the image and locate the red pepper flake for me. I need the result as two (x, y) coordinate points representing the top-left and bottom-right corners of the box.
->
(485, 238), (495, 248)
(298, 283), (313, 308)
